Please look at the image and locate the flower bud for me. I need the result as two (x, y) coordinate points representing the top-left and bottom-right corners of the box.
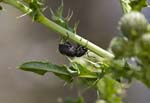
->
(119, 12), (147, 40)
(109, 37), (128, 58)
(140, 34), (150, 51)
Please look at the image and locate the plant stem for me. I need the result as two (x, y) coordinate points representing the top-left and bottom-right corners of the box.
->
(119, 0), (131, 14)
(2, 0), (114, 59)
(119, 0), (126, 14)
(3, 0), (31, 13)
(37, 14), (114, 59)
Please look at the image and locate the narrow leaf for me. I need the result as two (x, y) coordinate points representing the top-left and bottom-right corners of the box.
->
(19, 61), (70, 76)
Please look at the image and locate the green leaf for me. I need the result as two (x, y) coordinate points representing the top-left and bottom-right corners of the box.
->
(54, 73), (72, 82)
(121, 0), (147, 13)
(70, 62), (98, 78)
(121, 0), (132, 13)
(129, 0), (147, 11)
(138, 64), (150, 87)
(64, 97), (85, 103)
(143, 67), (150, 87)
(19, 61), (70, 76)
(97, 76), (123, 103)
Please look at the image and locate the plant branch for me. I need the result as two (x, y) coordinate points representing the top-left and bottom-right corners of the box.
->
(2, 0), (32, 13)
(1, 0), (114, 59)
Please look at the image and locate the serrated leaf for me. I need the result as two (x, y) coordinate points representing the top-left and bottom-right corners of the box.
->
(19, 61), (70, 76)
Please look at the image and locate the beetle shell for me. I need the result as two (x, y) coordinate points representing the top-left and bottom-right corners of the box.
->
(58, 42), (88, 57)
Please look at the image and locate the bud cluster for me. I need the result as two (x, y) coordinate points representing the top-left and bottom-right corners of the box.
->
(109, 12), (150, 86)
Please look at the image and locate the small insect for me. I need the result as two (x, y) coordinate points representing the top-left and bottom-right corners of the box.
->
(59, 42), (76, 57)
(75, 45), (88, 57)
(58, 42), (88, 57)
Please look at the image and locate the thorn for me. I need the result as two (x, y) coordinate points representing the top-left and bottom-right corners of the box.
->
(56, 0), (64, 17)
(49, 8), (54, 16)
(16, 10), (32, 19)
(65, 9), (73, 22)
(32, 16), (35, 22)
(65, 8), (71, 19)
(42, 6), (48, 12)
(73, 20), (79, 33)
(37, 1), (44, 6)
(50, 8), (59, 21)
(64, 82), (68, 86)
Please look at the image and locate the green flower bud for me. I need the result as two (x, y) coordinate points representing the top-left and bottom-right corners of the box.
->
(109, 37), (128, 58)
(119, 12), (147, 40)
(134, 34), (150, 63)
(140, 34), (150, 51)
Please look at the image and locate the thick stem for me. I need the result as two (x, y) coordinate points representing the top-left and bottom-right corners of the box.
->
(1, 0), (114, 59)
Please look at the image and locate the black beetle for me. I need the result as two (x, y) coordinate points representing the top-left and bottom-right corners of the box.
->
(58, 42), (87, 57)
(75, 45), (87, 57)
(59, 42), (76, 57)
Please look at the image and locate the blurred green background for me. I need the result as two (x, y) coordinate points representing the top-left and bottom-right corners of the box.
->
(0, 0), (150, 103)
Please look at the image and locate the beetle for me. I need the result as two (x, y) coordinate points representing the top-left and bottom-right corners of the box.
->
(58, 42), (87, 57)
(59, 42), (76, 57)
(75, 45), (87, 57)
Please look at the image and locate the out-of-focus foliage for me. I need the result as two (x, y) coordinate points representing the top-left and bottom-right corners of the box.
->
(110, 11), (150, 87)
(64, 97), (84, 103)
(0, 5), (2, 10)
(119, 12), (147, 40)
(0, 0), (3, 10)
(97, 76), (123, 103)
(129, 0), (147, 11)
(121, 0), (147, 13)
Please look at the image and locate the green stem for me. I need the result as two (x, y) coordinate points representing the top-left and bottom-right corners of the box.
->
(119, 0), (126, 14)
(119, 0), (131, 14)
(1, 0), (114, 59)
(3, 0), (32, 13)
(37, 14), (114, 59)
